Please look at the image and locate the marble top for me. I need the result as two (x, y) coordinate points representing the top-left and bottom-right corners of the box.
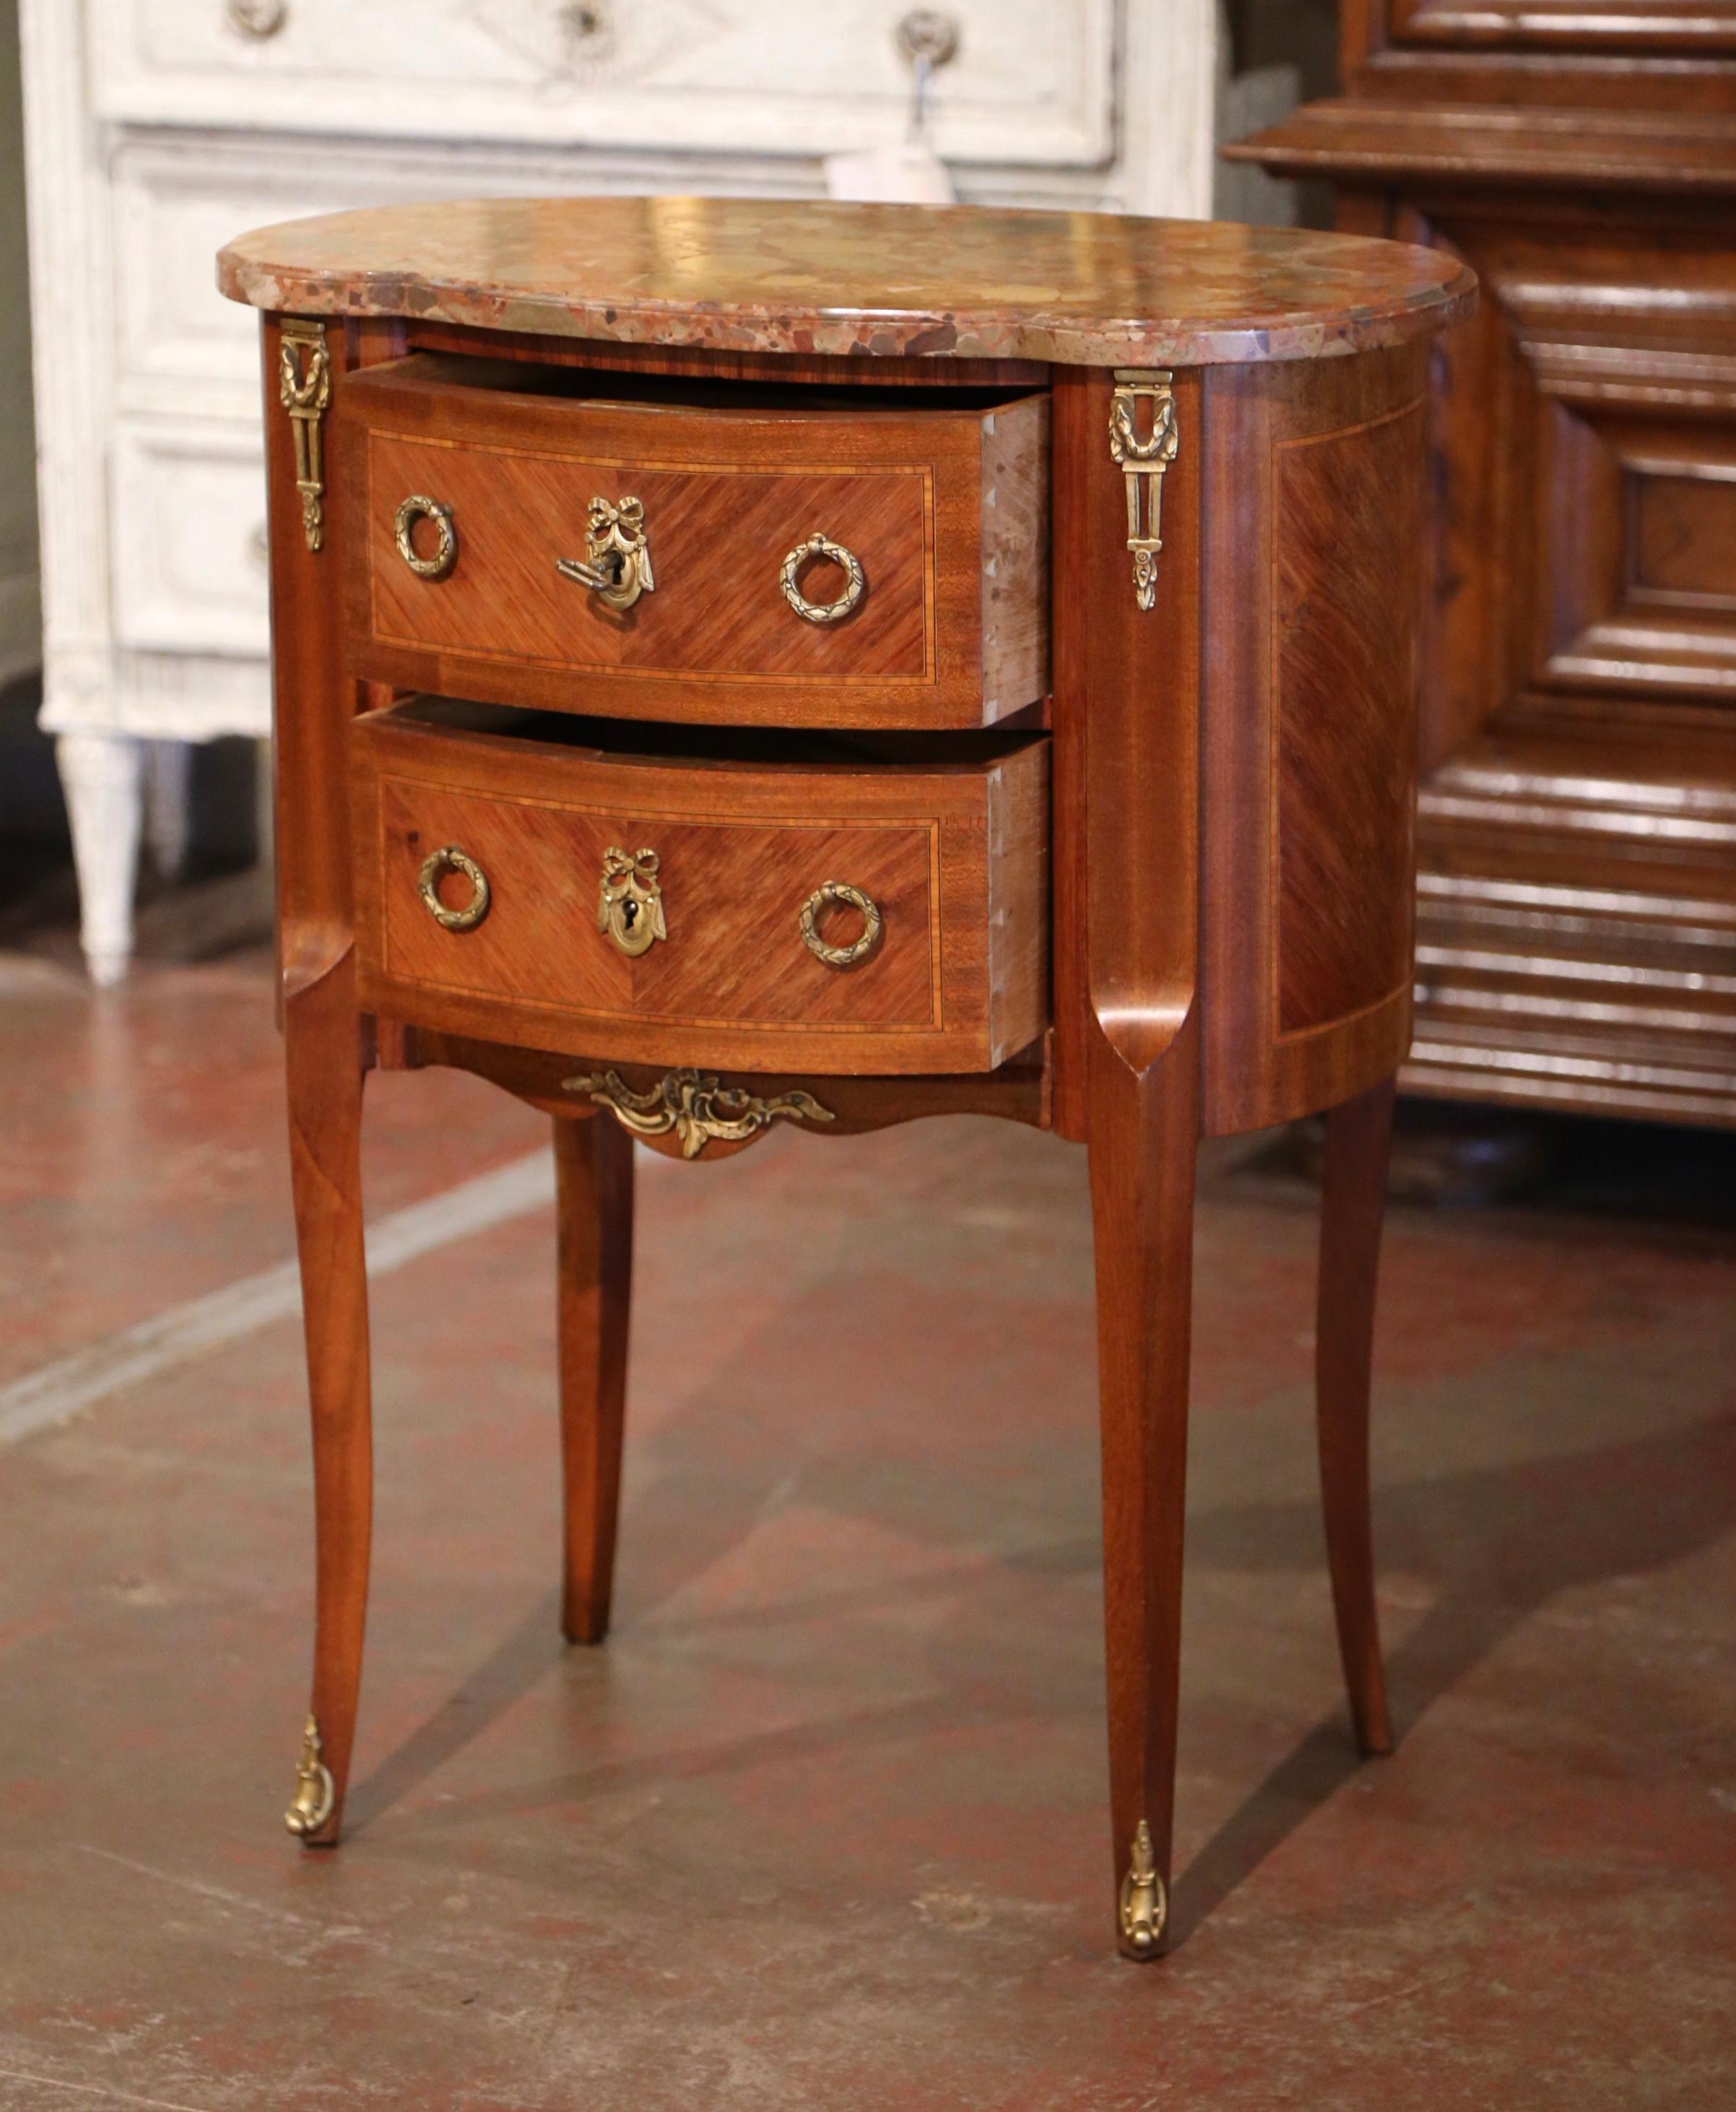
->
(217, 196), (1475, 368)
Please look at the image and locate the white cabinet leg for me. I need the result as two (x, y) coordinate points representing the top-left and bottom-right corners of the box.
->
(144, 739), (194, 880)
(57, 732), (143, 987)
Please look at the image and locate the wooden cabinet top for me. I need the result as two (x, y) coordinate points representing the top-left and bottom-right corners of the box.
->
(217, 195), (1475, 368)
(1225, 100), (1736, 193)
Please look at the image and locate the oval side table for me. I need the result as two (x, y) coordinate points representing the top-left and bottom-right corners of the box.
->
(217, 197), (1475, 1960)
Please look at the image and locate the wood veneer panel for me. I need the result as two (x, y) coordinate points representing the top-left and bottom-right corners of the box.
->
(1200, 344), (1426, 1134)
(350, 708), (1049, 1076)
(337, 357), (1049, 727)
(1275, 399), (1423, 1036)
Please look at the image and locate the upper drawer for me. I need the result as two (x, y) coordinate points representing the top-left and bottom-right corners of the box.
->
(337, 358), (1049, 730)
(88, 0), (1115, 163)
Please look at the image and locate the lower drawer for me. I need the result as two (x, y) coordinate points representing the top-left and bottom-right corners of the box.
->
(350, 700), (1049, 1076)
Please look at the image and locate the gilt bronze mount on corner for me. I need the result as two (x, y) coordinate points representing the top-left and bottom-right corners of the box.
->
(1107, 370), (1178, 612)
(278, 319), (331, 553)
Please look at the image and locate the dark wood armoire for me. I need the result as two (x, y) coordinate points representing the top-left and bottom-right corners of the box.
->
(1228, 4), (1736, 1128)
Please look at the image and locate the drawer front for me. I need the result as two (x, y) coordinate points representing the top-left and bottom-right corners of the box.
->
(116, 137), (599, 410)
(110, 422), (270, 655)
(351, 713), (1049, 1075)
(90, 0), (1115, 166)
(337, 360), (1048, 727)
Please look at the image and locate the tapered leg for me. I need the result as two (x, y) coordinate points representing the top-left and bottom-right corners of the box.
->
(282, 955), (372, 1845)
(56, 732), (142, 987)
(1316, 1074), (1397, 1757)
(1088, 1021), (1199, 1961)
(555, 1112), (635, 1645)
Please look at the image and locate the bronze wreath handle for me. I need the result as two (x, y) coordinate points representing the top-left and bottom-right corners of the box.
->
(417, 845), (490, 932)
(394, 495), (457, 580)
(799, 880), (882, 968)
(780, 532), (866, 625)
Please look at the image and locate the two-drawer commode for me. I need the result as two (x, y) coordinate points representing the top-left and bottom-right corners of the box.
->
(337, 355), (1052, 1078)
(220, 195), (1474, 1957)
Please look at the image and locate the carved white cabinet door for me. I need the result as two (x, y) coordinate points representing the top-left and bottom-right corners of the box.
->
(22, 0), (1218, 980)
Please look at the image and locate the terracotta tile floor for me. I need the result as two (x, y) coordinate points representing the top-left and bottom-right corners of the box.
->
(1, 943), (1735, 2109)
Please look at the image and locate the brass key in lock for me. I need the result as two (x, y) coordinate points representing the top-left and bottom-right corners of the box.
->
(558, 495), (654, 612)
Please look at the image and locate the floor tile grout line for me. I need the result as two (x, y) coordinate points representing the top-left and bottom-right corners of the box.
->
(0, 1148), (561, 1450)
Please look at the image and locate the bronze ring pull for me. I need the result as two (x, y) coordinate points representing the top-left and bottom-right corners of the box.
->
(799, 880), (882, 968)
(417, 845), (491, 932)
(780, 533), (866, 625)
(395, 495), (457, 580)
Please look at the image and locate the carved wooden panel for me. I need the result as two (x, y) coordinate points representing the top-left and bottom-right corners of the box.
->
(1397, 208), (1736, 729)
(1633, 466), (1736, 601)
(1393, 201), (1736, 1122)
(350, 700), (1051, 1075)
(1534, 402), (1736, 699)
(1275, 399), (1424, 1037)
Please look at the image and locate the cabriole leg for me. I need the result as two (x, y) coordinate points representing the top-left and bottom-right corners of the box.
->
(282, 958), (373, 1845)
(1088, 1024), (1199, 1960)
(1316, 1073), (1397, 1756)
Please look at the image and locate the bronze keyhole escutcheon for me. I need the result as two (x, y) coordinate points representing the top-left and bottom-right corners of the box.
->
(597, 846), (667, 958)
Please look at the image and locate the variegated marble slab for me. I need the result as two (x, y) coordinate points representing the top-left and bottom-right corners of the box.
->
(218, 195), (1476, 367)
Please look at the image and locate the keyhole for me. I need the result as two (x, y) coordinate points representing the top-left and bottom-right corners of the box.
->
(620, 898), (638, 930)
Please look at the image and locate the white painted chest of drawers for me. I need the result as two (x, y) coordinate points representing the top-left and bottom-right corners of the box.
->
(19, 0), (1217, 980)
